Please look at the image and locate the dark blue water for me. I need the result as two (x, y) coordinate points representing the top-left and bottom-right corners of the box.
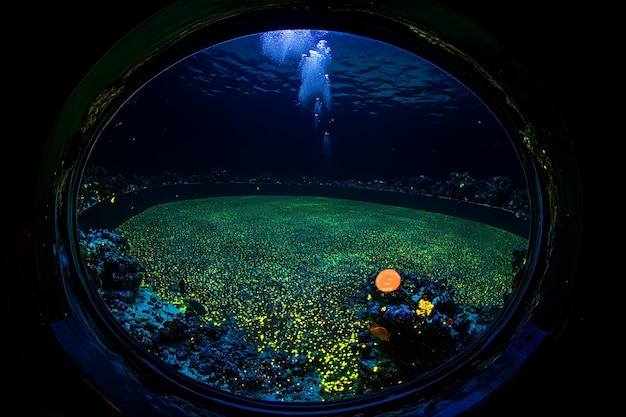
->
(92, 31), (524, 186)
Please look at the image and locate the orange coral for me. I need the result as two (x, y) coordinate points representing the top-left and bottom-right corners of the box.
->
(370, 322), (391, 341)
(375, 269), (401, 293)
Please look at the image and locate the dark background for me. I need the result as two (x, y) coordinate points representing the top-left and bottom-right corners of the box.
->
(90, 31), (524, 185)
(8, 1), (599, 416)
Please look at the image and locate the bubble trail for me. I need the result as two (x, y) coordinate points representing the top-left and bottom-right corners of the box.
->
(261, 31), (332, 128)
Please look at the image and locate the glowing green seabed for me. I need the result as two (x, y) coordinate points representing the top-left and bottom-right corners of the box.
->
(116, 195), (527, 394)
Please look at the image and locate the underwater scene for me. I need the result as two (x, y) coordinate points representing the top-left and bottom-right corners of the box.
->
(77, 30), (530, 402)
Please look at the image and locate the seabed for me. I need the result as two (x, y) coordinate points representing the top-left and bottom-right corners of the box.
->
(80, 194), (527, 401)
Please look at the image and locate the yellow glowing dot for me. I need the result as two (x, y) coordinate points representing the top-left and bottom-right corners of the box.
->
(416, 298), (434, 316)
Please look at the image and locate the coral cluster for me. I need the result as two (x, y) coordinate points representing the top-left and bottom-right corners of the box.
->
(351, 270), (500, 393)
(78, 166), (529, 219)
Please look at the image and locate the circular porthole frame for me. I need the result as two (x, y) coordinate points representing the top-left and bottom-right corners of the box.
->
(33, 1), (583, 416)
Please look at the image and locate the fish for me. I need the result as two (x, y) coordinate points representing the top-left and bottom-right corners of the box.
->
(370, 322), (391, 341)
(183, 298), (207, 315)
(168, 278), (186, 295)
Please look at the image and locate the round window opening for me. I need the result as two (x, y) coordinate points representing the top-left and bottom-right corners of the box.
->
(76, 28), (531, 403)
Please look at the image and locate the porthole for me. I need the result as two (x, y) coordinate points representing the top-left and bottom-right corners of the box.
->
(32, 1), (582, 416)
